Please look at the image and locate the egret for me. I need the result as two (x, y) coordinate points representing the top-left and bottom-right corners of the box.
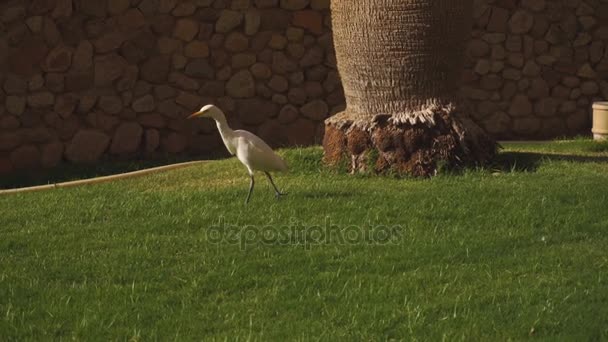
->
(188, 104), (288, 204)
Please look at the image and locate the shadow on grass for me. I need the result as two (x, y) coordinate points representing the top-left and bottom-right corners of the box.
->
(493, 152), (608, 172)
(0, 155), (221, 190)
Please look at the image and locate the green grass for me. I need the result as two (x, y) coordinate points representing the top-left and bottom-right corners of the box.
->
(1, 140), (608, 340)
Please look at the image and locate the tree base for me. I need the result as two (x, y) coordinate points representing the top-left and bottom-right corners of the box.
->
(323, 106), (497, 177)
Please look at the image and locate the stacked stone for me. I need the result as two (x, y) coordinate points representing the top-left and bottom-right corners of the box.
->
(0, 0), (342, 174)
(463, 0), (608, 139)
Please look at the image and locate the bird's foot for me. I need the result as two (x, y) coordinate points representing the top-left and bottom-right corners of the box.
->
(275, 192), (287, 200)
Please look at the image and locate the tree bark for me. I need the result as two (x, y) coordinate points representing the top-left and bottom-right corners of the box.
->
(323, 0), (496, 176)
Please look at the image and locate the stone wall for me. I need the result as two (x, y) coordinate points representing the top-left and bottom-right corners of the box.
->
(1, 0), (607, 174)
(463, 0), (608, 139)
(0, 0), (338, 173)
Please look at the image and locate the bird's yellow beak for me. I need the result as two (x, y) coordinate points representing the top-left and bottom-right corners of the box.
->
(188, 111), (203, 119)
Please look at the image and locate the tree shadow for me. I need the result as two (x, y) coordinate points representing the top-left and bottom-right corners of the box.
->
(493, 151), (608, 173)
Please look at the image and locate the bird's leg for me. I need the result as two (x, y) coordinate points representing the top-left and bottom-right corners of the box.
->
(245, 174), (255, 204)
(264, 172), (285, 199)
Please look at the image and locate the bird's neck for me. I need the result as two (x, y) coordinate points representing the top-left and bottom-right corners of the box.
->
(214, 115), (233, 137)
(213, 114), (237, 153)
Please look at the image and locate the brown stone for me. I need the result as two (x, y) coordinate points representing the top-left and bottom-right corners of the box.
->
(118, 9), (146, 32)
(54, 94), (78, 118)
(0, 116), (20, 130)
(71, 40), (93, 71)
(40, 141), (64, 168)
(138, 113), (166, 128)
(169, 72), (199, 90)
(94, 31), (126, 54)
(272, 51), (298, 74)
(110, 122), (143, 154)
(509, 95), (533, 117)
(132, 95), (156, 112)
(237, 98), (277, 125)
(108, 0), (131, 15)
(199, 81), (226, 97)
(10, 145), (40, 169)
(65, 130), (110, 163)
(467, 39), (490, 57)
(300, 100), (328, 121)
(175, 91), (201, 110)
(581, 81), (599, 95)
(141, 55), (171, 84)
(162, 132), (188, 153)
(487, 7), (510, 33)
(185, 59), (215, 79)
(66, 71), (94, 91)
(144, 129), (160, 152)
(184, 41), (210, 58)
(245, 9), (261, 35)
(226, 70), (255, 98)
(174, 18), (200, 41)
(278, 104), (299, 124)
(287, 117), (316, 145)
(268, 75), (289, 92)
(232, 53), (257, 68)
(6, 96), (26, 115)
(43, 45), (73, 72)
(513, 117), (541, 136)
(300, 46), (324, 67)
(288, 87), (307, 105)
(80, 0), (106, 17)
(292, 10), (323, 35)
(528, 79), (549, 99)
(27, 92), (55, 108)
(98, 95), (123, 115)
(225, 32), (249, 52)
(8, 36), (49, 77)
(216, 10), (243, 33)
(509, 10), (534, 34)
(535, 98), (558, 117)
(94, 53), (126, 86)
(260, 9), (291, 31)
(0, 133), (22, 152)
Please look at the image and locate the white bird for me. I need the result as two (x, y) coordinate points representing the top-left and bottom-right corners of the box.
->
(188, 104), (288, 204)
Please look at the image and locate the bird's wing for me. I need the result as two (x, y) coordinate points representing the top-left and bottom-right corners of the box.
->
(235, 130), (288, 172)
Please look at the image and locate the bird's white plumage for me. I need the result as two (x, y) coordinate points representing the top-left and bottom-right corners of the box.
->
(191, 104), (288, 175)
(234, 130), (288, 175)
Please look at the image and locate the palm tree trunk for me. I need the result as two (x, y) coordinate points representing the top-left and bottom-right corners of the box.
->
(324, 0), (496, 176)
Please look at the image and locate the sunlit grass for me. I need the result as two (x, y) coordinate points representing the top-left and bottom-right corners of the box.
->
(1, 140), (607, 340)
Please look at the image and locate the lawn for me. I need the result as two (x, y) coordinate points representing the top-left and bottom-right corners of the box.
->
(1, 140), (607, 340)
